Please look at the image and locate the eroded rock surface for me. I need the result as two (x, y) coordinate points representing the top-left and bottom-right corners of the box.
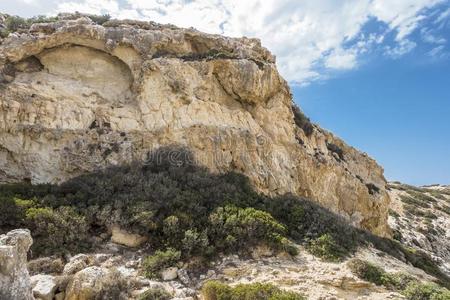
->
(0, 15), (389, 236)
(0, 229), (34, 300)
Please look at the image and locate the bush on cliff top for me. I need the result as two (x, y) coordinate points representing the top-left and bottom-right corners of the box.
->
(292, 104), (314, 136)
(0, 14), (109, 37)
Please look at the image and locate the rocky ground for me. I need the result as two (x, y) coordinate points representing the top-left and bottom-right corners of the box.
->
(5, 183), (443, 300)
(2, 225), (448, 300)
(387, 183), (450, 276)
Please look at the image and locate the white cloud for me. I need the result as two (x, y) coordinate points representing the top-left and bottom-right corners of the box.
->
(50, 0), (447, 84)
(324, 48), (358, 70)
(384, 39), (417, 58)
(18, 0), (38, 3)
(428, 45), (445, 56)
(435, 7), (450, 23)
(368, 0), (441, 40)
(421, 28), (446, 44)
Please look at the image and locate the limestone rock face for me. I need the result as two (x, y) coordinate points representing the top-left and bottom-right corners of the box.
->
(0, 229), (34, 300)
(65, 266), (125, 300)
(111, 225), (148, 248)
(0, 16), (390, 236)
(31, 274), (57, 300)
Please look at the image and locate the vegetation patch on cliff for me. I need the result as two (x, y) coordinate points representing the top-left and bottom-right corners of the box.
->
(292, 104), (314, 136)
(0, 146), (448, 286)
(348, 259), (450, 300)
(0, 13), (111, 38)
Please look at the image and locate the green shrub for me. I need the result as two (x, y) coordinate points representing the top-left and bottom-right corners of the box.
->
(383, 273), (416, 291)
(278, 236), (299, 256)
(1, 15), (59, 36)
(142, 248), (181, 279)
(292, 104), (314, 136)
(26, 15), (58, 24)
(427, 191), (446, 200)
(439, 205), (450, 215)
(5, 16), (28, 31)
(347, 259), (387, 285)
(403, 282), (450, 300)
(208, 205), (287, 252)
(401, 247), (448, 287)
(392, 229), (403, 241)
(138, 288), (172, 300)
(307, 234), (347, 261)
(407, 191), (437, 204)
(326, 142), (345, 161)
(87, 14), (111, 25)
(389, 209), (400, 218)
(202, 280), (232, 300)
(400, 195), (430, 208)
(423, 210), (437, 220)
(0, 29), (10, 38)
(201, 281), (305, 300)
(25, 206), (89, 255)
(94, 268), (128, 299)
(348, 259), (450, 298)
(395, 184), (426, 193)
(181, 229), (210, 257)
(0, 197), (25, 227)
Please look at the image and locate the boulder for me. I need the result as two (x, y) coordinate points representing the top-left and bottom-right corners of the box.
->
(161, 267), (179, 281)
(65, 266), (126, 300)
(55, 292), (65, 300)
(63, 254), (90, 275)
(111, 225), (148, 248)
(0, 229), (34, 300)
(177, 268), (191, 286)
(31, 274), (57, 300)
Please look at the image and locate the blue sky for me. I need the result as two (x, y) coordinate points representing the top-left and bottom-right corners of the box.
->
(294, 5), (450, 185)
(0, 0), (449, 184)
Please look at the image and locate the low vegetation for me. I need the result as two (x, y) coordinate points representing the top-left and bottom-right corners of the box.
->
(201, 281), (305, 300)
(347, 259), (388, 286)
(138, 288), (172, 300)
(142, 248), (181, 279)
(403, 282), (450, 300)
(400, 195), (430, 209)
(292, 104), (314, 136)
(0, 146), (448, 285)
(306, 234), (347, 262)
(348, 259), (450, 299)
(0, 14), (111, 38)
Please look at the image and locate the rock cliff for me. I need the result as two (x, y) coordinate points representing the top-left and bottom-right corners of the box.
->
(0, 14), (389, 236)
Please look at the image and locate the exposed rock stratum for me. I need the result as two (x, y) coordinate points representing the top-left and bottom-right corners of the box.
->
(0, 15), (390, 236)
